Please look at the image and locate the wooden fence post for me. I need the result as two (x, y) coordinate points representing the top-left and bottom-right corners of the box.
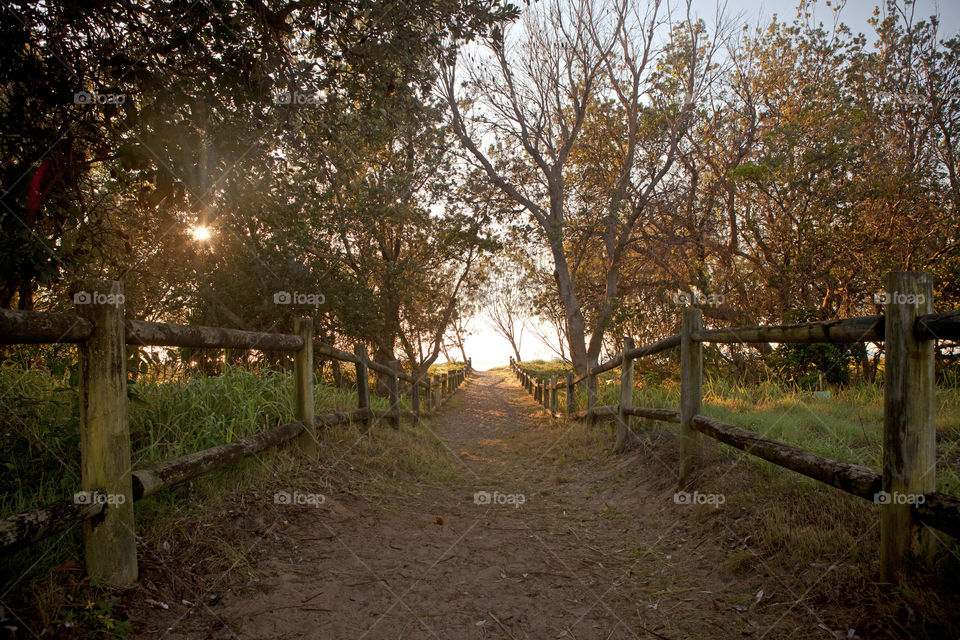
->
(411, 373), (421, 416)
(881, 271), (936, 581)
(294, 317), (317, 456)
(388, 360), (400, 429)
(550, 378), (558, 415)
(354, 344), (370, 426)
(433, 375), (441, 407)
(616, 337), (635, 452)
(76, 279), (137, 586)
(587, 368), (598, 427)
(679, 308), (703, 488)
(566, 373), (575, 414)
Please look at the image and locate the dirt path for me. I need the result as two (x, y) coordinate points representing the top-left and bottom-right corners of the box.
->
(135, 370), (850, 639)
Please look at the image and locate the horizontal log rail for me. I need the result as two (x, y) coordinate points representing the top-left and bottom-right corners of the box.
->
(510, 271), (960, 583)
(0, 495), (106, 554)
(127, 319), (303, 351)
(692, 315), (884, 344)
(0, 386), (477, 556)
(916, 310), (960, 341)
(0, 308), (93, 343)
(131, 420), (307, 500)
(690, 415), (882, 499)
(0, 283), (473, 584)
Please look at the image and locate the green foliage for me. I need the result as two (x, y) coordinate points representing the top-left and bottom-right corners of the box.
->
(762, 310), (864, 388)
(765, 342), (859, 388)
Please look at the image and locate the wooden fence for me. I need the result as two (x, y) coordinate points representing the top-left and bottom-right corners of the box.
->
(511, 271), (960, 582)
(0, 279), (471, 586)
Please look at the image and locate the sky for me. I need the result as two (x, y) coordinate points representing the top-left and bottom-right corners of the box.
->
(705, 0), (960, 37)
(453, 0), (960, 372)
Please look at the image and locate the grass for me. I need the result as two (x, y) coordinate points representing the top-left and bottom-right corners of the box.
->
(427, 361), (467, 375)
(0, 359), (457, 638)
(518, 359), (960, 494)
(513, 363), (960, 638)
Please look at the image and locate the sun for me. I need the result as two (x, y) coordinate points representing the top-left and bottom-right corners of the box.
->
(191, 226), (212, 241)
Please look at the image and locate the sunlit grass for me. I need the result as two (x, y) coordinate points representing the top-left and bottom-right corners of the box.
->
(515, 359), (960, 494)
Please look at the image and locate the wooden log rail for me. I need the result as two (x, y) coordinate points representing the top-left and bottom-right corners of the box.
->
(509, 271), (960, 583)
(0, 280), (472, 584)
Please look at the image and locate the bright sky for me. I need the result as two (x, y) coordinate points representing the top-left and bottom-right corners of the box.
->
(448, 0), (960, 372)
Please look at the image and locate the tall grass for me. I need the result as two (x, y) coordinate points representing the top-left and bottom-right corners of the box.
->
(0, 363), (410, 520)
(519, 359), (960, 494)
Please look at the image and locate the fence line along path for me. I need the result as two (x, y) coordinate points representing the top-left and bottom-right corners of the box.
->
(0, 278), (471, 586)
(512, 270), (960, 583)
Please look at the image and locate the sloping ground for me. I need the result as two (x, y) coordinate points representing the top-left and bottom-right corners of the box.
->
(128, 370), (957, 639)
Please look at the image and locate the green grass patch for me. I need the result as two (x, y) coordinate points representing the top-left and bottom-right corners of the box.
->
(519, 359), (960, 493)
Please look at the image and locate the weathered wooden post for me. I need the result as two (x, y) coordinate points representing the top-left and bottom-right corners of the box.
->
(679, 308), (703, 488)
(354, 344), (370, 426)
(411, 372), (421, 417)
(388, 360), (400, 429)
(76, 279), (137, 586)
(881, 271), (936, 582)
(587, 368), (598, 427)
(433, 374), (441, 407)
(566, 373), (575, 414)
(536, 380), (542, 405)
(294, 317), (317, 456)
(616, 337), (635, 453)
(550, 377), (558, 415)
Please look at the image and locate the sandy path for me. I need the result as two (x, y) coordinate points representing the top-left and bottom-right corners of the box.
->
(136, 370), (829, 639)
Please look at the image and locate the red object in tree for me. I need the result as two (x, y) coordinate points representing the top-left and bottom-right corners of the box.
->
(27, 158), (52, 216)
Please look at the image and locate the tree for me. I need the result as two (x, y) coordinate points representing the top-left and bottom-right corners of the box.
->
(441, 0), (724, 375)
